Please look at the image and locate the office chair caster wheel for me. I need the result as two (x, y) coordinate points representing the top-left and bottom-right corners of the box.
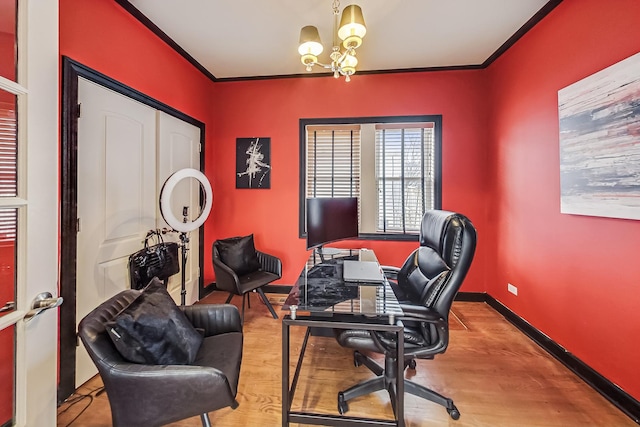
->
(407, 359), (416, 370)
(447, 405), (460, 420)
(338, 392), (349, 415)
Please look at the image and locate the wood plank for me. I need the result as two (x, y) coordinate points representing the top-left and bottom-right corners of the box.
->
(57, 295), (636, 426)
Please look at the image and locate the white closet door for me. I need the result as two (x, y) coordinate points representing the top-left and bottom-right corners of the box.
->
(157, 111), (201, 305)
(76, 78), (157, 386)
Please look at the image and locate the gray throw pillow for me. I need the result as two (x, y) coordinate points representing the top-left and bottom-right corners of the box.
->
(105, 278), (203, 365)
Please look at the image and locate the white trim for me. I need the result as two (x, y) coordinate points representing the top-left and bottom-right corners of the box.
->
(0, 198), (28, 208)
(0, 311), (25, 330)
(0, 77), (28, 96)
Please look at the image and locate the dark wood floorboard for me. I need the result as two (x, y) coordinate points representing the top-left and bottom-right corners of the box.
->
(57, 292), (635, 427)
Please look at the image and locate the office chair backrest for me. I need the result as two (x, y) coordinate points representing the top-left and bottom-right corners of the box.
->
(396, 210), (476, 321)
(419, 210), (476, 318)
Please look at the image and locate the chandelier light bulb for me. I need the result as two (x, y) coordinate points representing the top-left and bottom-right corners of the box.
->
(340, 53), (358, 75)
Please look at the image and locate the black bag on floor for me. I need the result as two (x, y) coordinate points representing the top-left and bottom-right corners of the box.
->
(129, 230), (180, 290)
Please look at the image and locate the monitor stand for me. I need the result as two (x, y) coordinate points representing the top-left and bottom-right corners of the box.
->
(315, 246), (341, 262)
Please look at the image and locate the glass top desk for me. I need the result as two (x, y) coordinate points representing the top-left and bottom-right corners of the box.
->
(281, 249), (406, 427)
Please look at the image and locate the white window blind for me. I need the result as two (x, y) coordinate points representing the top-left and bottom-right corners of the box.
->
(375, 123), (435, 233)
(0, 102), (17, 242)
(306, 125), (360, 198)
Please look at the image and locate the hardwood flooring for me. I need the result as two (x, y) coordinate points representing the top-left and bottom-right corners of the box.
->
(57, 292), (635, 427)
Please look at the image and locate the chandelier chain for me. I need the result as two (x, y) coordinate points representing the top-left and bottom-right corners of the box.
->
(332, 0), (340, 15)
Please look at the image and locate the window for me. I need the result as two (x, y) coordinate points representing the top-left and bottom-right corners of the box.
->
(0, 99), (17, 243)
(376, 123), (435, 233)
(305, 125), (360, 199)
(299, 116), (442, 240)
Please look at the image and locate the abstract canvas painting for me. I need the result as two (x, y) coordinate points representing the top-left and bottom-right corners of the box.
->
(558, 52), (640, 220)
(236, 137), (271, 189)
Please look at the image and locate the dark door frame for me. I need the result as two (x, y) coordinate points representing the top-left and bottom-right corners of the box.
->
(58, 56), (210, 402)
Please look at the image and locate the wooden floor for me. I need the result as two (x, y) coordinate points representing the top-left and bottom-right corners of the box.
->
(57, 292), (635, 427)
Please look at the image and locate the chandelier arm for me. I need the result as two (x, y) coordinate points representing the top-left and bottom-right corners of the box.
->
(307, 61), (334, 70)
(334, 49), (351, 67)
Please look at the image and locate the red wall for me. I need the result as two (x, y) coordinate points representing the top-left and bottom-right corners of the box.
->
(487, 0), (640, 400)
(59, 0), (214, 140)
(0, 244), (15, 424)
(59, 0), (216, 297)
(0, 32), (15, 82)
(57, 0), (640, 405)
(206, 72), (489, 289)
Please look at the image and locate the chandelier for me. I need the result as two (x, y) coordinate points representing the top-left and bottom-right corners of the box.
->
(298, 0), (367, 82)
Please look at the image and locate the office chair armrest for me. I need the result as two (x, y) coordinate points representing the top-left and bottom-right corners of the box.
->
(180, 304), (242, 336)
(398, 305), (446, 325)
(397, 305), (450, 357)
(257, 251), (282, 277)
(381, 265), (400, 281)
(213, 257), (241, 293)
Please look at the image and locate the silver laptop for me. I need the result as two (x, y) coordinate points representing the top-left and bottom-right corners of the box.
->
(342, 260), (385, 285)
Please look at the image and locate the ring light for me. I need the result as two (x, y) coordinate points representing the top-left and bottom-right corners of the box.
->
(160, 168), (213, 233)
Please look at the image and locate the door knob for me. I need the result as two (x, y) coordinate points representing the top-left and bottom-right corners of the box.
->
(0, 301), (15, 313)
(23, 292), (63, 323)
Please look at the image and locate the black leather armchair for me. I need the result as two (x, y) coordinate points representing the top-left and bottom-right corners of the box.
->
(213, 237), (281, 322)
(335, 210), (477, 419)
(78, 290), (243, 427)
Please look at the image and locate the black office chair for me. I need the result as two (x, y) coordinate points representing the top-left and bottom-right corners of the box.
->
(212, 234), (281, 322)
(335, 210), (477, 419)
(78, 288), (243, 427)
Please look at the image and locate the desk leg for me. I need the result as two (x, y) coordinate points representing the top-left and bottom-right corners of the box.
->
(396, 325), (405, 427)
(282, 319), (290, 427)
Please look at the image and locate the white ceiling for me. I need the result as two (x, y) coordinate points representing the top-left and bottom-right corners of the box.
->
(126, 0), (553, 80)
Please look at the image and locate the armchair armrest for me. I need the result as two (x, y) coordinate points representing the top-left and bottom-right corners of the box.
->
(257, 251), (282, 277)
(180, 304), (242, 336)
(212, 256), (241, 294)
(104, 362), (235, 426)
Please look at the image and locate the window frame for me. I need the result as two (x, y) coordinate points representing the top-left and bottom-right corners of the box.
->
(299, 115), (442, 241)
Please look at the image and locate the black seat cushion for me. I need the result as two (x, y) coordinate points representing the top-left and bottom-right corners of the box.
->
(216, 235), (261, 277)
(237, 270), (280, 293)
(105, 278), (203, 365)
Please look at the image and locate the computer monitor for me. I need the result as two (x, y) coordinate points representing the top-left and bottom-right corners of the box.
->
(306, 197), (358, 250)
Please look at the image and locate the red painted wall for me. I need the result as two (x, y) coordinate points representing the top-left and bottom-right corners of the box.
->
(57, 0), (640, 405)
(0, 244), (15, 424)
(0, 5), (16, 420)
(0, 32), (15, 82)
(206, 72), (489, 289)
(59, 0), (214, 122)
(487, 0), (640, 400)
(59, 0), (216, 297)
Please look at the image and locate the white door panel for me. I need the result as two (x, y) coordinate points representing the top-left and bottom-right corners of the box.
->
(76, 78), (157, 386)
(75, 82), (203, 387)
(157, 111), (201, 305)
(6, 2), (60, 425)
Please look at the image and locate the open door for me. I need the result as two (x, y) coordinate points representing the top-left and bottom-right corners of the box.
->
(0, 1), (60, 426)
